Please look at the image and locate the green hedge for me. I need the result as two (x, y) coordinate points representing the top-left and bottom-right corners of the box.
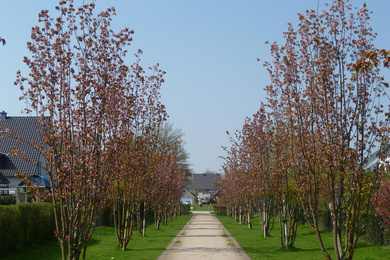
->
(180, 204), (191, 215)
(0, 202), (57, 253)
(214, 204), (227, 215)
(0, 194), (16, 205)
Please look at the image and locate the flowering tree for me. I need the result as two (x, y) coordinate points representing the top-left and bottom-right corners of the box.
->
(197, 192), (210, 204)
(221, 132), (248, 223)
(242, 109), (275, 234)
(373, 178), (390, 243)
(222, 112), (276, 232)
(147, 149), (184, 229)
(257, 104), (301, 248)
(220, 1), (390, 257)
(103, 50), (167, 249)
(264, 1), (389, 258)
(149, 122), (190, 227)
(15, 1), (139, 258)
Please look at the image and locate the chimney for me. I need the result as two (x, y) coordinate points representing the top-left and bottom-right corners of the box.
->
(0, 111), (7, 120)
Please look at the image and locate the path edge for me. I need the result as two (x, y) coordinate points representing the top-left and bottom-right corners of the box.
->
(157, 214), (195, 260)
(213, 214), (251, 260)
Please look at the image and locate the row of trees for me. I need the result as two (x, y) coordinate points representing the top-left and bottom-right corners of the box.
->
(13, 1), (188, 259)
(221, 1), (390, 260)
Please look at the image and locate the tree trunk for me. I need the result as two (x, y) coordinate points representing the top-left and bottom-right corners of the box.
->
(113, 199), (134, 251)
(277, 200), (299, 249)
(239, 205), (242, 224)
(260, 201), (275, 237)
(247, 204), (253, 229)
(137, 206), (142, 236)
(155, 210), (161, 229)
(262, 208), (267, 237)
(311, 211), (332, 260)
(283, 203), (288, 248)
(142, 201), (146, 237)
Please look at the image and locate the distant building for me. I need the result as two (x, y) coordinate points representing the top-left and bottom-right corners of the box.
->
(191, 173), (220, 194)
(364, 146), (390, 171)
(180, 186), (196, 204)
(0, 111), (49, 200)
(181, 173), (222, 204)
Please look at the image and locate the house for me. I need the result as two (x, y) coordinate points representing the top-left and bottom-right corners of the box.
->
(180, 186), (196, 204)
(0, 111), (49, 201)
(0, 172), (10, 195)
(364, 146), (390, 171)
(191, 173), (220, 195)
(181, 173), (222, 204)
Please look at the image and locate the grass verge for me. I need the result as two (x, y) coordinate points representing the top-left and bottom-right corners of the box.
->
(190, 204), (214, 211)
(1, 214), (192, 260)
(216, 214), (389, 260)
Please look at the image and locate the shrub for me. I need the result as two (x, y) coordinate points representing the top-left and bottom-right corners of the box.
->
(103, 207), (114, 226)
(0, 204), (20, 252)
(180, 204), (191, 215)
(318, 210), (332, 232)
(362, 214), (384, 245)
(373, 178), (390, 243)
(214, 204), (227, 215)
(0, 194), (16, 205)
(0, 202), (56, 253)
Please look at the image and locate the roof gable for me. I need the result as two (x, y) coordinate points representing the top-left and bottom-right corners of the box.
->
(192, 173), (220, 191)
(0, 115), (43, 177)
(0, 172), (10, 185)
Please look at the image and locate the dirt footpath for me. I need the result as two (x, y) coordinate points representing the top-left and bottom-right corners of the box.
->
(158, 211), (250, 260)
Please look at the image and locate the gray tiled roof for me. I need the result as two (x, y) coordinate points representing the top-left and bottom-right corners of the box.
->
(0, 172), (9, 184)
(0, 114), (43, 177)
(192, 173), (221, 190)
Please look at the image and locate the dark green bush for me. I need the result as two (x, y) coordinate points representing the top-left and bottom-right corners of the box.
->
(0, 204), (20, 252)
(180, 204), (191, 215)
(0, 194), (16, 205)
(214, 204), (227, 215)
(318, 210), (332, 232)
(0, 202), (56, 253)
(361, 214), (385, 245)
(102, 207), (114, 226)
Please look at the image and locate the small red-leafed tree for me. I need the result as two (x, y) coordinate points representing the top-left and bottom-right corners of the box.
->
(254, 103), (301, 248)
(15, 1), (137, 259)
(152, 123), (189, 223)
(222, 115), (276, 233)
(373, 177), (390, 243)
(221, 132), (247, 223)
(264, 1), (389, 259)
(241, 109), (275, 235)
(105, 55), (168, 250)
(149, 149), (184, 229)
(107, 134), (148, 250)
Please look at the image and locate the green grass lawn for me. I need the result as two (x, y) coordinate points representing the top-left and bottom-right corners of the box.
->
(217, 214), (389, 260)
(1, 214), (192, 260)
(190, 203), (214, 211)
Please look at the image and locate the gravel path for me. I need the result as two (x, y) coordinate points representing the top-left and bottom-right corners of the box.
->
(158, 211), (250, 260)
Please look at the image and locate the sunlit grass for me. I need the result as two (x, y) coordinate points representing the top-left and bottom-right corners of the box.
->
(217, 214), (389, 260)
(190, 203), (214, 211)
(1, 214), (192, 260)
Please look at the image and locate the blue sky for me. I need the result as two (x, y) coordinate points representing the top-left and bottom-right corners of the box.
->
(1, 1), (389, 173)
